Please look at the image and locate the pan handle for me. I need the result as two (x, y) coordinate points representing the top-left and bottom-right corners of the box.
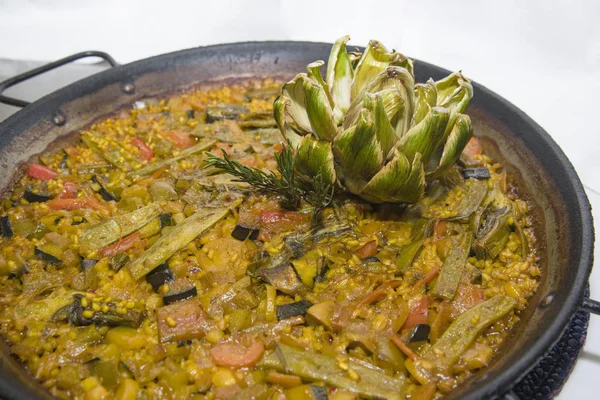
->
(0, 51), (118, 108)
(580, 297), (600, 315)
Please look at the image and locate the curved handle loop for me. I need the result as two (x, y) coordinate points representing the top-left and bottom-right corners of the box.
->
(0, 51), (118, 108)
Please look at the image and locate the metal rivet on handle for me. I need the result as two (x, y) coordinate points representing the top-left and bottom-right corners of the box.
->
(122, 83), (135, 94)
(52, 112), (66, 126)
(540, 293), (554, 308)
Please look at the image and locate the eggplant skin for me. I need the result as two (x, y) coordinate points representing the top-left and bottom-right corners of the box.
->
(146, 262), (174, 292)
(163, 286), (198, 305)
(231, 224), (260, 241)
(34, 247), (62, 265)
(276, 300), (313, 321)
(1, 216), (13, 238)
(461, 168), (491, 180)
(24, 189), (52, 203)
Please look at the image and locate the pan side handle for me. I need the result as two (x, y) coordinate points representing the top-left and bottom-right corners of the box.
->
(581, 297), (600, 315)
(0, 51), (118, 108)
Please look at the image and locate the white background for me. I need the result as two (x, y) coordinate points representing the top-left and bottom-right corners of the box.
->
(1, 0), (599, 398)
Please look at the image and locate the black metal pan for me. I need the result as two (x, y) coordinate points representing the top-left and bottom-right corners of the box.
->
(0, 42), (595, 399)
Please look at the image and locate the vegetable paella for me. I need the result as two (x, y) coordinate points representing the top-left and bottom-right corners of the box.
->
(0, 37), (539, 399)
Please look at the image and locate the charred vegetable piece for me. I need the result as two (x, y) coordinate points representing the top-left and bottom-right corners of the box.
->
(238, 119), (277, 130)
(92, 175), (119, 202)
(81, 259), (98, 271)
(361, 256), (380, 263)
(127, 199), (242, 279)
(311, 386), (328, 400)
(156, 298), (214, 343)
(24, 188), (52, 203)
(276, 300), (313, 321)
(158, 213), (173, 227)
(1, 216), (13, 238)
(127, 140), (216, 178)
(432, 233), (471, 300)
(80, 203), (161, 250)
(64, 294), (144, 328)
(231, 225), (260, 241)
(146, 262), (174, 292)
(72, 217), (88, 226)
(260, 343), (406, 399)
(473, 206), (512, 259)
(314, 257), (330, 283)
(259, 262), (307, 296)
(206, 105), (248, 122)
(110, 253), (130, 271)
(59, 151), (68, 169)
(408, 324), (430, 342)
(448, 179), (488, 222)
(163, 284), (198, 305)
(187, 109), (195, 119)
(34, 247), (62, 265)
(461, 168), (490, 180)
(406, 295), (516, 384)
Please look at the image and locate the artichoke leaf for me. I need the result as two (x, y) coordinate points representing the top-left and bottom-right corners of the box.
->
(411, 80), (438, 127)
(435, 72), (473, 134)
(433, 114), (473, 177)
(351, 40), (406, 99)
(281, 74), (313, 133)
(346, 66), (415, 137)
(361, 151), (425, 204)
(333, 110), (383, 193)
(326, 35), (354, 123)
(303, 78), (338, 142)
(274, 96), (302, 148)
(365, 92), (399, 158)
(473, 205), (512, 259)
(295, 136), (336, 185)
(307, 61), (335, 109)
(399, 106), (450, 165)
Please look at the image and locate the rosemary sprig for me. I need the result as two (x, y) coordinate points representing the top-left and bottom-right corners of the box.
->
(204, 147), (334, 212)
(204, 148), (301, 209)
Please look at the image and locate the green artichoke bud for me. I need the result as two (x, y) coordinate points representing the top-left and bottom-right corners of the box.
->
(274, 35), (474, 203)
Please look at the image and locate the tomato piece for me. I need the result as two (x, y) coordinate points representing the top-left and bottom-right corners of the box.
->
(131, 137), (154, 161)
(164, 130), (196, 148)
(57, 182), (77, 199)
(26, 163), (58, 180)
(98, 232), (142, 258)
(157, 299), (214, 343)
(463, 137), (482, 159)
(258, 210), (311, 241)
(451, 283), (485, 318)
(210, 337), (265, 368)
(355, 240), (377, 258)
(402, 296), (431, 330)
(47, 197), (107, 211)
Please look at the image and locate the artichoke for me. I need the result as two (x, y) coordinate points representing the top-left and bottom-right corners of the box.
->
(274, 36), (474, 203)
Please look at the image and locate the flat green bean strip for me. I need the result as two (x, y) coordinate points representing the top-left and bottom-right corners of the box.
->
(431, 233), (471, 299)
(80, 203), (162, 250)
(407, 294), (516, 384)
(127, 140), (216, 178)
(260, 343), (406, 400)
(127, 198), (242, 279)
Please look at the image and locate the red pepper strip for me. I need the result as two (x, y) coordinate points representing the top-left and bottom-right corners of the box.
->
(413, 266), (441, 291)
(47, 197), (107, 211)
(26, 163), (58, 180)
(391, 334), (419, 361)
(57, 182), (77, 199)
(131, 137), (154, 161)
(98, 232), (141, 258)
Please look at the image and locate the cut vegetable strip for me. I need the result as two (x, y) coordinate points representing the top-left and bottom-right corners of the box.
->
(431, 233), (471, 300)
(80, 204), (161, 250)
(260, 343), (406, 400)
(127, 140), (216, 178)
(406, 295), (516, 384)
(127, 198), (242, 279)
